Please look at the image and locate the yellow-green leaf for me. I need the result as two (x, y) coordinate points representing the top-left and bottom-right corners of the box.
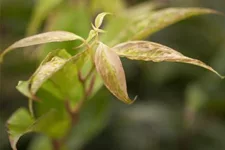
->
(7, 108), (70, 150)
(113, 41), (224, 79)
(95, 42), (134, 104)
(7, 108), (35, 150)
(94, 12), (112, 29)
(0, 31), (84, 63)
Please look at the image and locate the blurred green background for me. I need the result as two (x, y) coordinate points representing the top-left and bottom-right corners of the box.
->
(0, 0), (225, 150)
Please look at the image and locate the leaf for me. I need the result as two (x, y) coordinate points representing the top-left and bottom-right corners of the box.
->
(0, 31), (84, 63)
(16, 48), (93, 107)
(28, 135), (52, 150)
(32, 57), (68, 94)
(37, 49), (91, 105)
(16, 81), (33, 98)
(131, 7), (220, 40)
(108, 7), (219, 46)
(27, 0), (64, 35)
(16, 49), (70, 98)
(7, 108), (70, 150)
(32, 109), (71, 138)
(94, 12), (111, 29)
(7, 108), (35, 150)
(95, 42), (134, 104)
(113, 41), (224, 79)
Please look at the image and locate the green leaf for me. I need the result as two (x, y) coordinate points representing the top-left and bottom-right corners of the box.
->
(27, 0), (64, 35)
(7, 108), (35, 150)
(113, 41), (224, 79)
(16, 49), (71, 98)
(28, 135), (53, 150)
(7, 108), (70, 150)
(33, 109), (71, 138)
(131, 7), (220, 40)
(16, 81), (33, 98)
(17, 48), (93, 106)
(38, 49), (91, 105)
(0, 31), (84, 63)
(95, 42), (134, 104)
(94, 12), (111, 29)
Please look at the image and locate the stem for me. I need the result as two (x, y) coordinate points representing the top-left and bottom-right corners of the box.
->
(52, 139), (61, 150)
(52, 64), (96, 150)
(28, 99), (34, 118)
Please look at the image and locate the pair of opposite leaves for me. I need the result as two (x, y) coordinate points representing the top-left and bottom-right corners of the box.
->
(0, 12), (224, 104)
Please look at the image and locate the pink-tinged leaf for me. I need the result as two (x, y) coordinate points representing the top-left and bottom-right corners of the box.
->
(95, 42), (134, 104)
(0, 31), (84, 63)
(113, 41), (224, 79)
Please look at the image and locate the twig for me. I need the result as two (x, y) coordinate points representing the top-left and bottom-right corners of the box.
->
(53, 64), (96, 150)
(52, 139), (61, 150)
(28, 99), (34, 118)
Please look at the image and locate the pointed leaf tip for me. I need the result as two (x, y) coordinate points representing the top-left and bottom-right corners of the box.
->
(113, 41), (224, 79)
(0, 31), (84, 63)
(95, 42), (135, 104)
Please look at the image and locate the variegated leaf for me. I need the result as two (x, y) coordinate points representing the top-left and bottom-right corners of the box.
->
(131, 7), (220, 40)
(111, 8), (219, 45)
(95, 42), (134, 104)
(0, 31), (84, 62)
(113, 41), (224, 79)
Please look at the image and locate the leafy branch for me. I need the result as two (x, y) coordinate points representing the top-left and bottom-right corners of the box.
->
(1, 7), (224, 150)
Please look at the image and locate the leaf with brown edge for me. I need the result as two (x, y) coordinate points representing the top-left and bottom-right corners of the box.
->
(95, 42), (135, 104)
(113, 41), (224, 79)
(0, 31), (84, 63)
(131, 7), (221, 40)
